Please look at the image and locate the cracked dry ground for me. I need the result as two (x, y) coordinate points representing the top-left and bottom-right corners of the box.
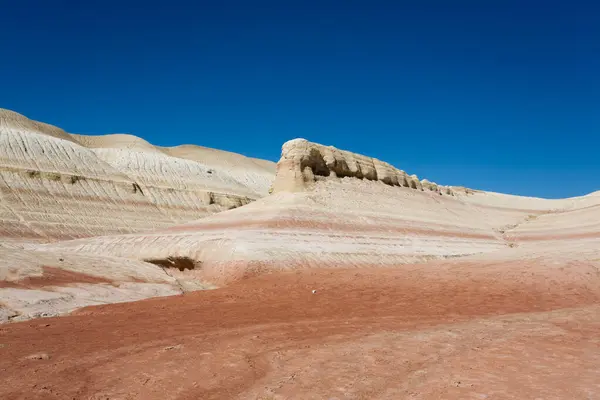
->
(2, 262), (600, 400)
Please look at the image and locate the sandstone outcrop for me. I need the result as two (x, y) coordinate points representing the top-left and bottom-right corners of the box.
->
(272, 138), (451, 195)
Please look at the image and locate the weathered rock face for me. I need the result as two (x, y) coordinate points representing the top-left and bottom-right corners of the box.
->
(0, 245), (190, 322)
(0, 109), (275, 242)
(272, 138), (451, 194)
(4, 124), (600, 322)
(0, 108), (278, 321)
(41, 139), (600, 292)
(3, 125), (600, 400)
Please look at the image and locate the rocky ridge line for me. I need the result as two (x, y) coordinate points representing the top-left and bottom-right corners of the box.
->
(272, 138), (452, 194)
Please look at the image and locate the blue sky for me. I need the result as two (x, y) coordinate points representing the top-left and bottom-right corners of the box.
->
(1, 1), (598, 198)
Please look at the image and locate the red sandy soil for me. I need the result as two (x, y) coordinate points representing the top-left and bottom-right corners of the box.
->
(1, 265), (599, 399)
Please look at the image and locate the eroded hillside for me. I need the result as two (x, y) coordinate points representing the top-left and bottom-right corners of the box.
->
(3, 123), (600, 322)
(0, 108), (275, 243)
(32, 138), (600, 286)
(0, 109), (274, 321)
(2, 122), (600, 399)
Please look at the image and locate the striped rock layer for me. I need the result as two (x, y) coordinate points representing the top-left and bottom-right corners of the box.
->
(39, 139), (600, 285)
(4, 126), (600, 321)
(273, 138), (451, 194)
(3, 127), (600, 400)
(0, 108), (273, 321)
(0, 108), (275, 242)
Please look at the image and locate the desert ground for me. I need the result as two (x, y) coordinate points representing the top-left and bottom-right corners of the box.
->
(1, 109), (599, 399)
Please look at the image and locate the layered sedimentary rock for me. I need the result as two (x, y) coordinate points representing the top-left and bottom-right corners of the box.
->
(5, 134), (600, 321)
(3, 130), (600, 399)
(0, 245), (188, 321)
(0, 109), (275, 242)
(272, 138), (450, 194)
(0, 108), (276, 320)
(40, 139), (600, 288)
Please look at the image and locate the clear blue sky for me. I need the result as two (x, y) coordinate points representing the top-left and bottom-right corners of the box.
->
(1, 1), (598, 198)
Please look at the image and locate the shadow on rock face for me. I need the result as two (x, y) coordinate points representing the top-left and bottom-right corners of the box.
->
(144, 257), (201, 272)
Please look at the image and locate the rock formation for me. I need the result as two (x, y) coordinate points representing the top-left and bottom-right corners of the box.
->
(272, 138), (451, 194)
(0, 109), (275, 242)
(36, 139), (600, 291)
(2, 116), (600, 400)
(3, 122), (600, 323)
(0, 108), (274, 321)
